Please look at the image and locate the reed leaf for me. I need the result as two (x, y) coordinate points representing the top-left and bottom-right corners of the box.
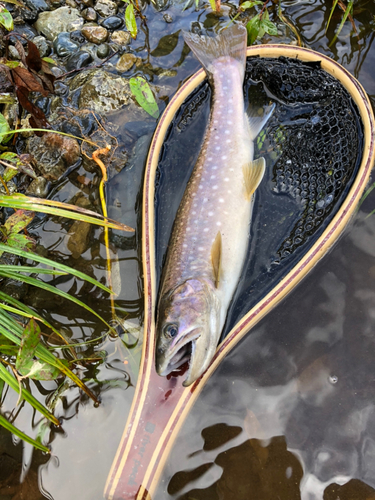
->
(0, 265), (67, 275)
(0, 363), (59, 425)
(0, 413), (50, 452)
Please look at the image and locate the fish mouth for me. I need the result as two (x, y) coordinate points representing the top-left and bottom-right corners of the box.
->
(158, 329), (201, 377)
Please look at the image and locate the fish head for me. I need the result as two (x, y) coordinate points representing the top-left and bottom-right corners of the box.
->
(156, 278), (220, 386)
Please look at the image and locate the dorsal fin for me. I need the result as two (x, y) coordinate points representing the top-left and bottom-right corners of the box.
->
(211, 231), (222, 288)
(243, 157), (266, 200)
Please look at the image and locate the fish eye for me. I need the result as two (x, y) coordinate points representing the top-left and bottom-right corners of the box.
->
(164, 324), (178, 338)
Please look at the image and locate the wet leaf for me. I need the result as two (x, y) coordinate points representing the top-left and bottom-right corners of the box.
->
(261, 19), (278, 36)
(129, 76), (159, 119)
(16, 319), (60, 380)
(151, 31), (180, 58)
(3, 60), (19, 68)
(208, 0), (215, 11)
(6, 232), (36, 252)
(42, 57), (57, 65)
(0, 5), (13, 31)
(0, 152), (37, 180)
(25, 39), (42, 72)
(125, 3), (137, 39)
(239, 0), (262, 10)
(12, 66), (47, 95)
(15, 86), (49, 128)
(4, 209), (34, 234)
(2, 0), (23, 5)
(0, 113), (11, 144)
(246, 14), (261, 45)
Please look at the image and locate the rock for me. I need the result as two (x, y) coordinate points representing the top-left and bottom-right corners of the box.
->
(66, 0), (77, 7)
(20, 6), (38, 22)
(116, 53), (136, 72)
(24, 0), (48, 12)
(26, 176), (49, 197)
(96, 43), (109, 58)
(101, 15), (122, 30)
(66, 50), (93, 71)
(27, 133), (80, 181)
(53, 32), (80, 57)
(8, 45), (21, 60)
(34, 7), (84, 41)
(54, 81), (69, 96)
(110, 30), (131, 46)
(33, 35), (50, 57)
(94, 0), (117, 16)
(70, 30), (86, 43)
(163, 13), (173, 23)
(81, 25), (108, 44)
(82, 7), (97, 21)
(67, 220), (91, 258)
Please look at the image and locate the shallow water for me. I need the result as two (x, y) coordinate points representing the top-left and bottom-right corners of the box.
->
(1, 0), (375, 499)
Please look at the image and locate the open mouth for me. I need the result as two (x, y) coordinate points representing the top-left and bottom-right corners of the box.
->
(160, 330), (200, 376)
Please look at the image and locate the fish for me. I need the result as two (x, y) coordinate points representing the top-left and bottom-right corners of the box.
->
(155, 23), (274, 386)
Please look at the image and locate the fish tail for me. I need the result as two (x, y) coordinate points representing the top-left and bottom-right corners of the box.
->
(182, 24), (247, 81)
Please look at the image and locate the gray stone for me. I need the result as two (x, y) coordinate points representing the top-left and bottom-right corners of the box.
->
(110, 30), (131, 46)
(26, 176), (49, 197)
(97, 43), (109, 59)
(70, 69), (133, 114)
(163, 13), (173, 23)
(34, 7), (84, 41)
(33, 35), (50, 57)
(94, 0), (117, 16)
(101, 15), (122, 30)
(67, 220), (91, 258)
(8, 45), (21, 60)
(66, 51), (93, 71)
(53, 32), (80, 57)
(24, 0), (48, 13)
(27, 133), (80, 181)
(82, 25), (108, 44)
(116, 53), (136, 72)
(82, 7), (97, 21)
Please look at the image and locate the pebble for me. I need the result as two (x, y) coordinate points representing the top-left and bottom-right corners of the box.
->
(33, 35), (50, 57)
(66, 51), (93, 71)
(53, 32), (80, 57)
(81, 25), (108, 44)
(111, 30), (131, 46)
(24, 0), (48, 12)
(34, 7), (84, 41)
(82, 7), (97, 21)
(70, 30), (86, 43)
(101, 15), (123, 30)
(97, 43), (110, 58)
(26, 177), (49, 198)
(163, 13), (173, 23)
(116, 53), (136, 72)
(8, 45), (21, 60)
(94, 0), (117, 17)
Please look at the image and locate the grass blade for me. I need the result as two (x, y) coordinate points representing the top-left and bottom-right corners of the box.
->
(0, 194), (133, 231)
(0, 413), (50, 452)
(326, 0), (339, 32)
(0, 364), (59, 425)
(0, 242), (112, 293)
(329, 0), (353, 46)
(0, 265), (67, 275)
(0, 270), (115, 333)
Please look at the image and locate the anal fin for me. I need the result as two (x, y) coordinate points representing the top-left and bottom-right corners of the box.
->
(211, 231), (222, 288)
(243, 157), (266, 200)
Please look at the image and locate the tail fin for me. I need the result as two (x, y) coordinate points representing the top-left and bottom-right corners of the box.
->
(182, 24), (247, 80)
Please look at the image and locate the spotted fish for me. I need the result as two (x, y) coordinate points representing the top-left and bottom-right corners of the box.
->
(155, 24), (274, 386)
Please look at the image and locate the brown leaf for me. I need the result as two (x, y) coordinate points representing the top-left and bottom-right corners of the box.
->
(14, 39), (27, 66)
(16, 86), (49, 129)
(37, 72), (54, 93)
(25, 39), (42, 72)
(12, 66), (48, 96)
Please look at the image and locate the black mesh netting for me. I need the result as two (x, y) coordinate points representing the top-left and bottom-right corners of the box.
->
(155, 56), (363, 337)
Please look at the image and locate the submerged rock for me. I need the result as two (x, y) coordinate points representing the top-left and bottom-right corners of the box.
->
(53, 32), (80, 56)
(67, 220), (91, 258)
(34, 6), (84, 41)
(101, 16), (123, 30)
(66, 50), (93, 71)
(70, 69), (133, 114)
(116, 53), (136, 72)
(110, 30), (131, 46)
(97, 43), (110, 58)
(26, 176), (49, 197)
(33, 35), (50, 57)
(27, 133), (80, 181)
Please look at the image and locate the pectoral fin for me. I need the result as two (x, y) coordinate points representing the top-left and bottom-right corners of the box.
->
(243, 157), (266, 200)
(211, 231), (222, 288)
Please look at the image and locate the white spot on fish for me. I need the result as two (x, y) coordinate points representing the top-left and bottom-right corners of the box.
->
(228, 190), (232, 194)
(228, 109), (233, 113)
(226, 139), (231, 143)
(228, 121), (232, 125)
(222, 155), (227, 160)
(225, 130), (230, 134)
(183, 244), (187, 248)
(208, 211), (214, 216)
(216, 146), (220, 151)
(192, 211), (196, 215)
(213, 185), (218, 189)
(212, 166), (218, 170)
(216, 221), (222, 226)
(219, 198), (224, 203)
(210, 175), (216, 179)
(191, 265), (197, 270)
(199, 186), (203, 189)
(198, 247), (204, 251)
(186, 227), (191, 231)
(229, 168), (234, 171)
(204, 228), (209, 232)
(224, 178), (229, 182)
